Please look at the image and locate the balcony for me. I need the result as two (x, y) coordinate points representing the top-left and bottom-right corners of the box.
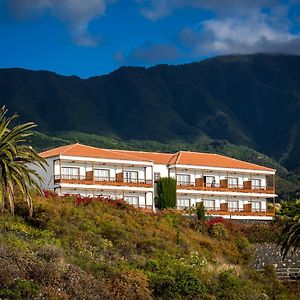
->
(54, 173), (153, 188)
(205, 203), (275, 217)
(176, 178), (275, 194)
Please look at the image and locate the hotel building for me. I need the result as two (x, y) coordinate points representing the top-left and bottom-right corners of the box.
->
(35, 143), (277, 220)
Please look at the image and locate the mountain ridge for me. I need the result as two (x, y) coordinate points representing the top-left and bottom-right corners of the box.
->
(1, 53), (300, 170)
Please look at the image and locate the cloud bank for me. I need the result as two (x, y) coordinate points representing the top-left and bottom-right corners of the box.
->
(135, 0), (300, 62)
(7, 0), (116, 47)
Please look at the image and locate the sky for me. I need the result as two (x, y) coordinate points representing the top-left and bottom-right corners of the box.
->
(1, 0), (300, 78)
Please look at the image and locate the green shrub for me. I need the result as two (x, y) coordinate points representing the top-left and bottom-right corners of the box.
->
(156, 177), (177, 209)
(235, 236), (253, 264)
(210, 223), (229, 240)
(196, 202), (206, 221)
(148, 259), (207, 299)
(0, 279), (39, 300)
(216, 270), (243, 300)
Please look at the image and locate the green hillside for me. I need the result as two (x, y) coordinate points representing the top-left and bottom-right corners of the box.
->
(1, 54), (300, 170)
(0, 194), (299, 299)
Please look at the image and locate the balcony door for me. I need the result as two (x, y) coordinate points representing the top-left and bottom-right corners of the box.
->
(228, 201), (239, 212)
(204, 176), (216, 187)
(124, 196), (139, 207)
(251, 201), (262, 212)
(177, 198), (190, 209)
(124, 171), (138, 183)
(177, 174), (191, 186)
(61, 167), (79, 180)
(228, 177), (238, 189)
(203, 199), (215, 210)
(94, 169), (110, 181)
(251, 179), (261, 190)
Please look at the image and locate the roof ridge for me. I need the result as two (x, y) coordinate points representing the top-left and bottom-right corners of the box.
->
(40, 143), (77, 155)
(98, 148), (174, 156)
(106, 148), (154, 162)
(179, 150), (216, 155)
(61, 143), (80, 155)
(175, 151), (182, 164)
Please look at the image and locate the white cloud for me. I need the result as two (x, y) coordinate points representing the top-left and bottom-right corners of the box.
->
(7, 0), (116, 47)
(138, 0), (278, 20)
(179, 11), (300, 55)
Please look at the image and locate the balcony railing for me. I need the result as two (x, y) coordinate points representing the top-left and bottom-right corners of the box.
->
(205, 207), (275, 217)
(54, 174), (153, 187)
(176, 180), (275, 194)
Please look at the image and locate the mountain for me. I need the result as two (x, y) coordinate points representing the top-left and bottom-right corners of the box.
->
(1, 54), (300, 170)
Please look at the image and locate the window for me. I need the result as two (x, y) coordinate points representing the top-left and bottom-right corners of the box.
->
(251, 179), (261, 190)
(61, 167), (79, 179)
(154, 172), (161, 182)
(204, 176), (216, 187)
(228, 201), (239, 212)
(177, 198), (190, 209)
(124, 171), (138, 183)
(124, 196), (139, 207)
(228, 177), (239, 188)
(177, 174), (191, 186)
(94, 169), (110, 181)
(203, 199), (215, 210)
(251, 201), (262, 212)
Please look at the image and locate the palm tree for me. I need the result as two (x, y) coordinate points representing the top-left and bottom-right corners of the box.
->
(277, 200), (300, 258)
(0, 106), (46, 217)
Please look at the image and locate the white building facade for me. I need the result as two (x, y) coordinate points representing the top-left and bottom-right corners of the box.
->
(36, 143), (277, 220)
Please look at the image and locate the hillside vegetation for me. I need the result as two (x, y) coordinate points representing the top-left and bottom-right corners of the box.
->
(0, 193), (299, 299)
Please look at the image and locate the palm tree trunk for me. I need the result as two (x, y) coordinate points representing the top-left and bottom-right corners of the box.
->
(7, 186), (14, 216)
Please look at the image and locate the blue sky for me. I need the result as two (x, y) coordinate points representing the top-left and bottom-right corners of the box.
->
(1, 0), (300, 77)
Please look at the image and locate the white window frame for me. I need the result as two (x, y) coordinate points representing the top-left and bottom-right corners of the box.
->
(124, 171), (138, 183)
(176, 174), (191, 186)
(94, 169), (110, 181)
(61, 167), (79, 179)
(251, 201), (262, 212)
(124, 196), (139, 207)
(228, 177), (239, 188)
(177, 198), (190, 209)
(228, 201), (239, 212)
(251, 179), (261, 190)
(204, 176), (216, 187)
(203, 199), (215, 210)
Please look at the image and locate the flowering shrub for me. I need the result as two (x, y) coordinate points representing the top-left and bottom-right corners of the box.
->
(43, 190), (57, 199)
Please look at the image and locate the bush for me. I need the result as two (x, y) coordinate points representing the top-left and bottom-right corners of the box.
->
(156, 177), (177, 209)
(210, 223), (229, 240)
(0, 279), (39, 300)
(196, 202), (206, 221)
(148, 259), (207, 299)
(216, 270), (243, 300)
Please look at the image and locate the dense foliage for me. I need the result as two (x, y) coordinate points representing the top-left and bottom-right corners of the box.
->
(156, 177), (177, 209)
(0, 106), (45, 217)
(0, 193), (299, 299)
(277, 200), (300, 257)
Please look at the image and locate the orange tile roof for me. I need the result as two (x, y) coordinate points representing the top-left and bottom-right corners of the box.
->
(111, 149), (173, 164)
(40, 144), (275, 172)
(40, 144), (153, 162)
(170, 151), (274, 171)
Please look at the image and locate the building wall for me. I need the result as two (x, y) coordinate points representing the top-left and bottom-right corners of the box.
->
(169, 168), (267, 187)
(31, 154), (275, 219)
